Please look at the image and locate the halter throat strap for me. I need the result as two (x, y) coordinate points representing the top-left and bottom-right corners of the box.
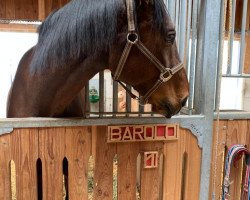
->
(113, 0), (183, 104)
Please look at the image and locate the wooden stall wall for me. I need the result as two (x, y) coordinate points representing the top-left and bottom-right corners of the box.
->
(0, 126), (201, 200)
(209, 120), (250, 200)
(0, 0), (70, 20)
(0, 120), (249, 199)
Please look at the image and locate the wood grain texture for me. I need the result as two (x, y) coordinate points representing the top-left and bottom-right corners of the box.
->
(45, 0), (60, 18)
(0, 134), (11, 200)
(140, 142), (163, 200)
(5, 0), (15, 19)
(39, 127), (65, 200)
(10, 128), (38, 200)
(38, 0), (46, 20)
(209, 121), (227, 200)
(244, 34), (250, 74)
(65, 127), (91, 200)
(93, 126), (117, 200)
(226, 120), (248, 200)
(0, 0), (6, 19)
(162, 128), (186, 200)
(183, 130), (202, 200)
(117, 143), (140, 200)
(0, 24), (38, 32)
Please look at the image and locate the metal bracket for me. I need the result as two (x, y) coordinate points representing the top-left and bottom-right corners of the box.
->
(180, 120), (206, 148)
(0, 128), (14, 136)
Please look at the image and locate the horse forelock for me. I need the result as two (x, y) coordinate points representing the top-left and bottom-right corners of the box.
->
(30, 0), (170, 73)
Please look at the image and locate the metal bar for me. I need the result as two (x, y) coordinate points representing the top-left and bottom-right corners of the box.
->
(0, 115), (205, 128)
(85, 82), (90, 118)
(188, 0), (198, 115)
(214, 111), (250, 120)
(113, 81), (118, 117)
(126, 85), (132, 117)
(178, 0), (187, 61)
(227, 0), (237, 75)
(238, 0), (248, 74)
(215, 0), (227, 111)
(175, 0), (180, 42)
(184, 0), (193, 76)
(168, 0), (175, 22)
(139, 95), (144, 117)
(195, 0), (221, 198)
(222, 74), (250, 78)
(87, 112), (154, 115)
(99, 71), (104, 118)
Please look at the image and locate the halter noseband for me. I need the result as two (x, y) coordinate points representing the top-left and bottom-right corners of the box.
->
(113, 0), (184, 105)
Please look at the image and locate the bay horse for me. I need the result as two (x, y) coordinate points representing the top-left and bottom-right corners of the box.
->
(7, 0), (189, 118)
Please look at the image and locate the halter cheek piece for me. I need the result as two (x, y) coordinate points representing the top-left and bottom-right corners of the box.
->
(113, 0), (183, 105)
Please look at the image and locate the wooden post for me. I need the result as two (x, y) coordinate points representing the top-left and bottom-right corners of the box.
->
(38, 0), (46, 20)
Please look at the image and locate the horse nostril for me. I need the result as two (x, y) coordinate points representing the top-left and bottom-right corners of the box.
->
(181, 97), (188, 107)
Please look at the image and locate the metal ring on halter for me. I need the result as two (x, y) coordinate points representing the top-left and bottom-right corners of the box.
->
(127, 32), (138, 44)
(160, 69), (173, 82)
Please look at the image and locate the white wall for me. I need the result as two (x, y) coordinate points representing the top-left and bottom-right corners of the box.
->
(0, 32), (38, 118)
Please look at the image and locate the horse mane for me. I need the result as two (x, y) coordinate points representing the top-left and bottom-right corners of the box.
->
(31, 0), (169, 73)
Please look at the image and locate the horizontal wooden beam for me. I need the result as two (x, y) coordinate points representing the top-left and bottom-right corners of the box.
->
(0, 24), (38, 32)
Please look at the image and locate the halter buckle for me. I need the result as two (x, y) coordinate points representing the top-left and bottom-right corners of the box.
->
(160, 69), (173, 82)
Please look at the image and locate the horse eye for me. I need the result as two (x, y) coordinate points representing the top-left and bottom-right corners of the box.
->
(166, 30), (176, 44)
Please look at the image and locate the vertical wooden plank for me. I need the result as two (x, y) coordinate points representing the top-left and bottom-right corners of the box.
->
(117, 143), (140, 200)
(209, 121), (228, 200)
(226, 120), (248, 200)
(38, 0), (46, 20)
(244, 34), (250, 74)
(45, 0), (60, 17)
(140, 142), (163, 200)
(11, 128), (39, 200)
(247, 120), (250, 148)
(183, 130), (202, 200)
(162, 128), (186, 200)
(0, 133), (11, 200)
(0, 0), (6, 19)
(93, 126), (116, 200)
(65, 127), (91, 200)
(226, 120), (248, 146)
(39, 127), (65, 200)
(5, 0), (15, 19)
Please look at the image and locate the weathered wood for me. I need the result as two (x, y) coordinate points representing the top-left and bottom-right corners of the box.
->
(65, 127), (91, 200)
(162, 128), (186, 200)
(93, 126), (117, 200)
(0, 134), (11, 200)
(209, 121), (227, 200)
(117, 143), (140, 200)
(10, 128), (38, 200)
(140, 142), (163, 200)
(39, 127), (65, 200)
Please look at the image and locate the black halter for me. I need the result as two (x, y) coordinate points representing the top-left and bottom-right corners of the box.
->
(113, 0), (183, 105)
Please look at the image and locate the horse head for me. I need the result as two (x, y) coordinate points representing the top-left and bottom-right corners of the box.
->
(109, 0), (189, 118)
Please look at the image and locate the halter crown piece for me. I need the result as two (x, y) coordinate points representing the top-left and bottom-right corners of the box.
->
(113, 0), (184, 105)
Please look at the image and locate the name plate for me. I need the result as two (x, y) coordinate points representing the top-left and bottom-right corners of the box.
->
(107, 124), (178, 143)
